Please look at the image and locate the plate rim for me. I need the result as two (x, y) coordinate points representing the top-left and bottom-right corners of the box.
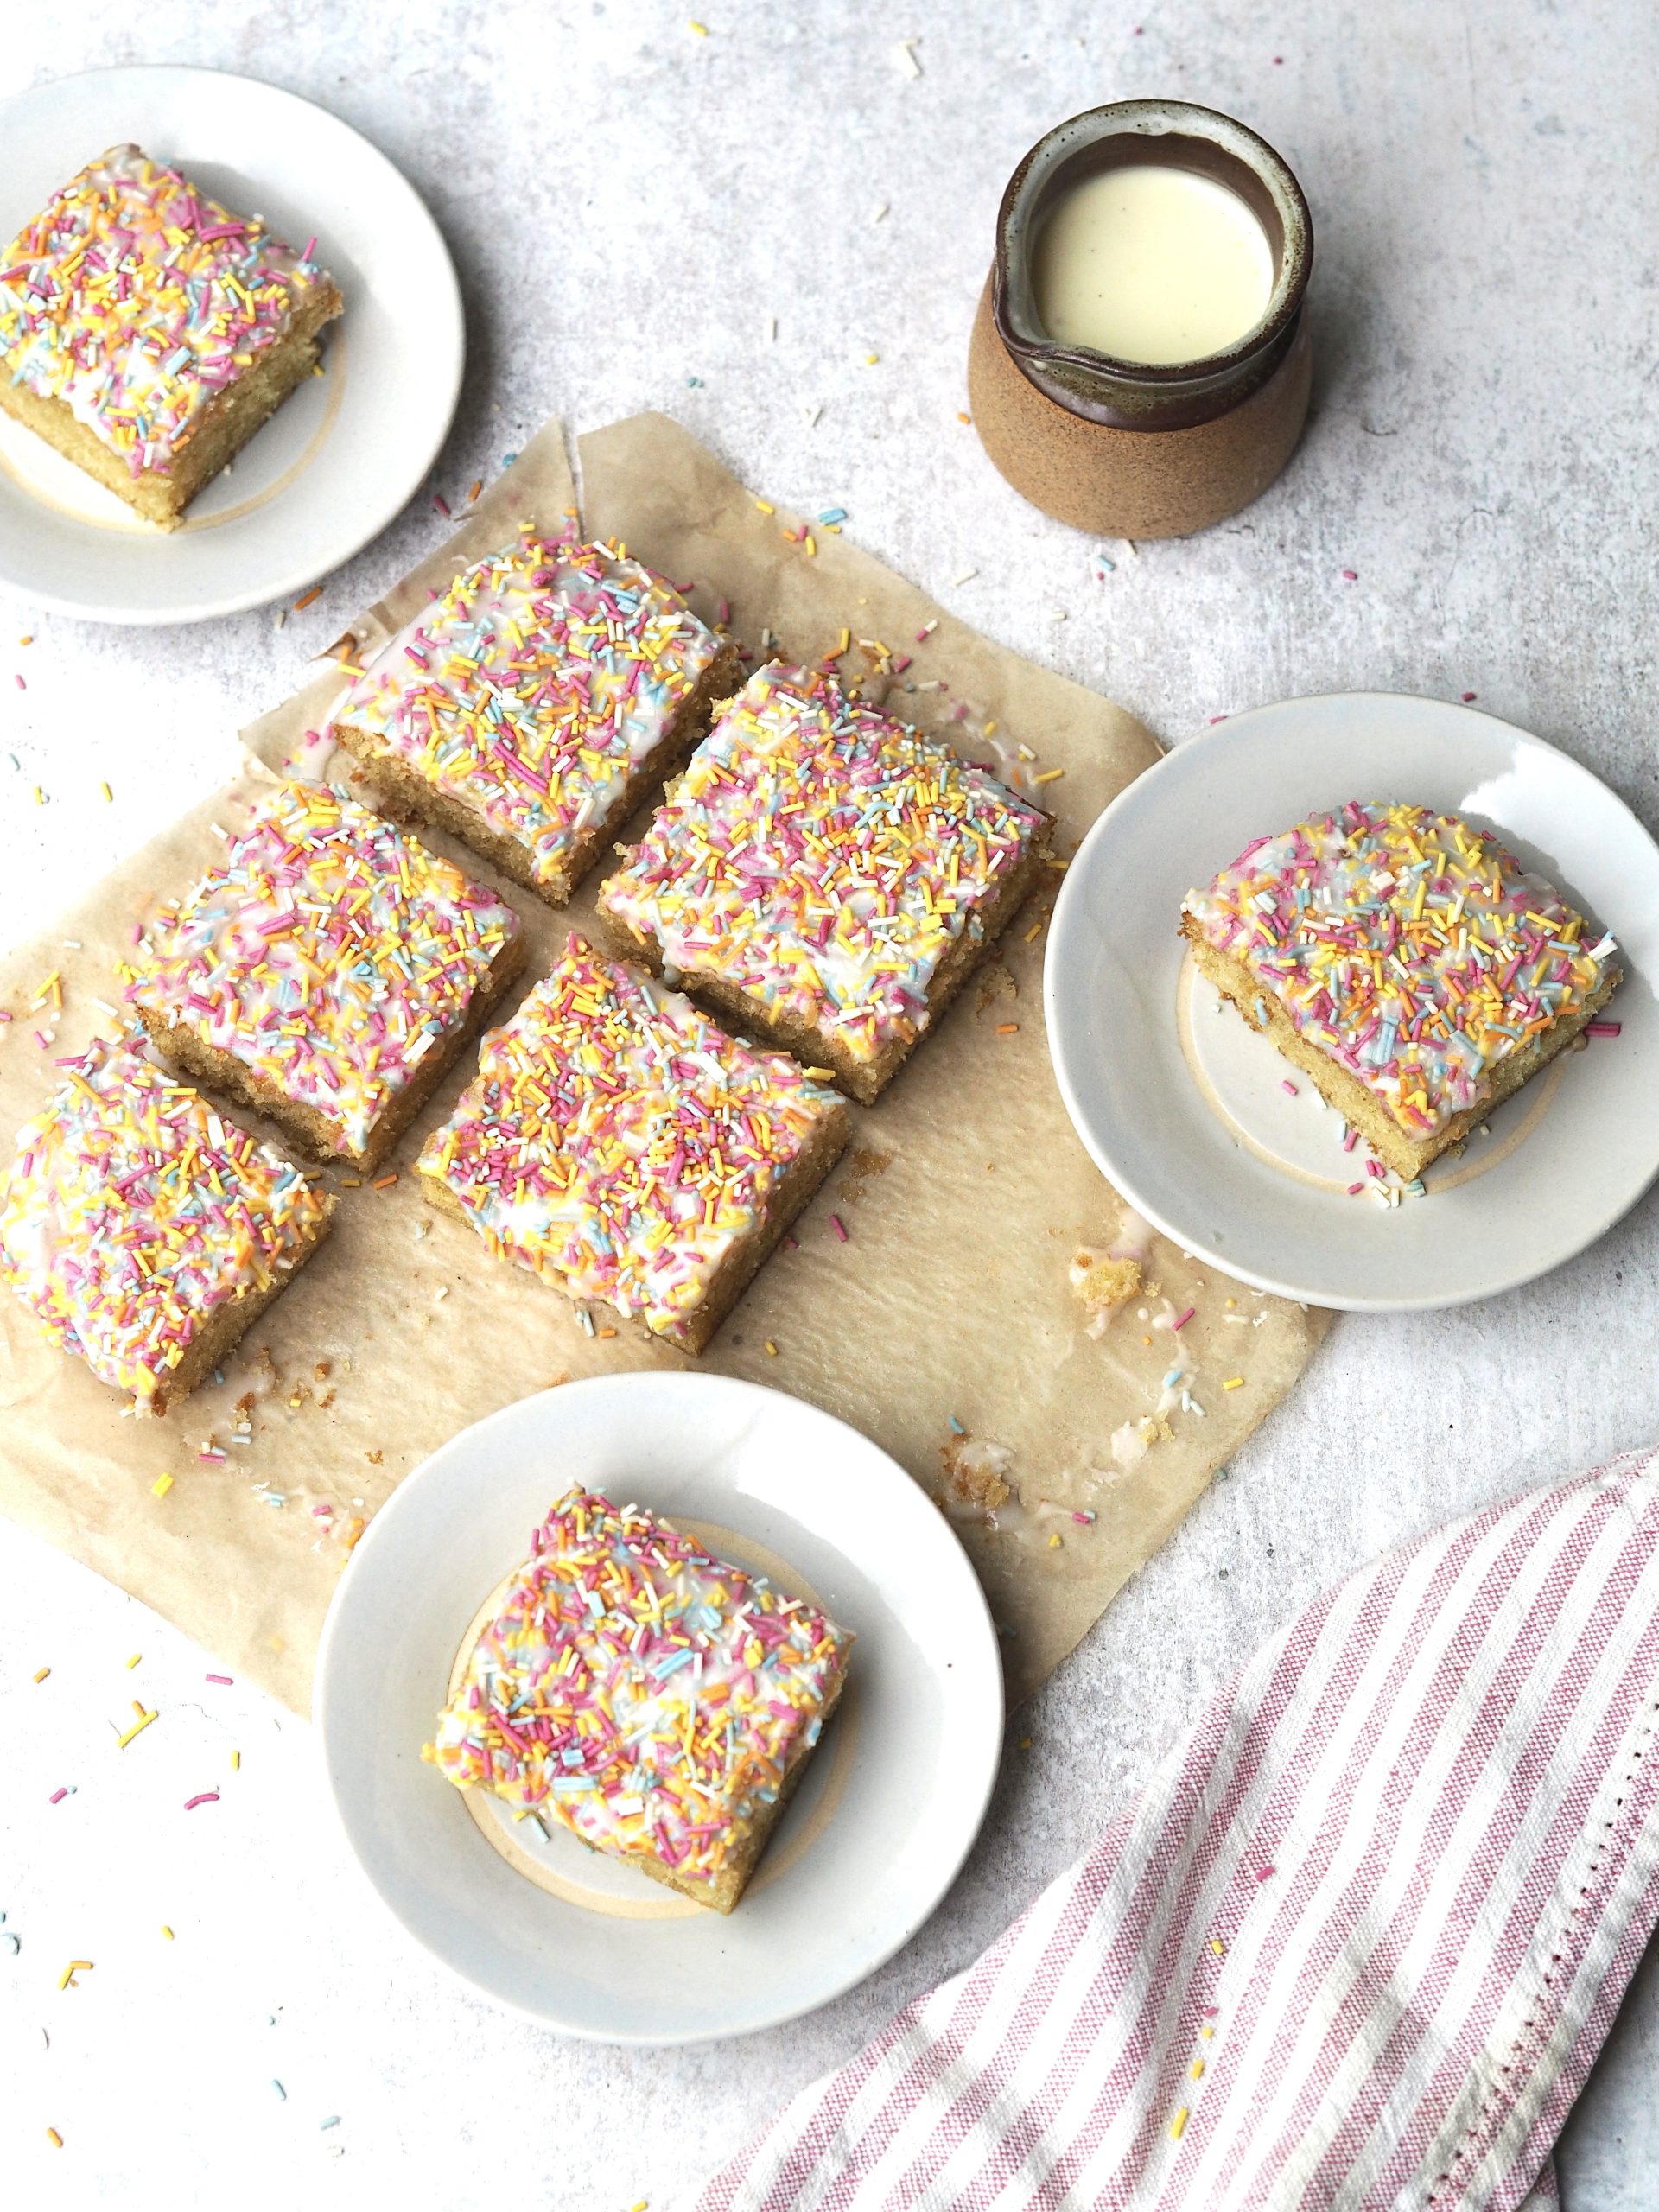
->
(313, 1368), (1006, 2044)
(1043, 690), (1659, 1313)
(0, 61), (464, 625)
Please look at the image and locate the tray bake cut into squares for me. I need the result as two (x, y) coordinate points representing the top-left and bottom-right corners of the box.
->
(327, 535), (741, 905)
(124, 781), (524, 1173)
(0, 1037), (334, 1414)
(598, 663), (1053, 1103)
(418, 936), (849, 1353)
(1180, 800), (1623, 1179)
(426, 1488), (855, 1913)
(0, 144), (342, 528)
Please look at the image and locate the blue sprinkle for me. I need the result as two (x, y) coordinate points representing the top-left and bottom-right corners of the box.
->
(272, 2081), (286, 2101)
(817, 506), (848, 524)
(948, 1414), (965, 1433)
(320, 2114), (340, 2130)
(501, 452), (518, 466)
(686, 375), (703, 388)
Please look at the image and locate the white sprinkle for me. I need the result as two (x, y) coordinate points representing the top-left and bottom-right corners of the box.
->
(1049, 609), (1068, 623)
(765, 315), (777, 341)
(803, 404), (823, 428)
(433, 1285), (449, 1303)
(894, 37), (922, 78)
(872, 202), (890, 225)
(951, 568), (979, 587)
(272, 607), (287, 630)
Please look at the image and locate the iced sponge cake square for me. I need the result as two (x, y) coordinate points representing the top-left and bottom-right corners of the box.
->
(426, 1488), (854, 1913)
(1180, 801), (1621, 1179)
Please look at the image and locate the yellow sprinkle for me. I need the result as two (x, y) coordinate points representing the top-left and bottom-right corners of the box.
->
(1047, 1532), (1062, 1548)
(1170, 2107), (1190, 2141)
(161, 1926), (175, 1941)
(33, 1666), (50, 1683)
(753, 498), (775, 514)
(47, 2127), (63, 2149)
(231, 1750), (241, 1770)
(804, 534), (817, 557)
(1223, 1377), (1244, 1391)
(333, 662), (369, 679)
(1033, 766), (1065, 785)
(864, 353), (880, 365)
(99, 781), (113, 804)
(689, 16), (709, 31)
(1200, 2024), (1213, 2037)
(764, 1339), (779, 1357)
(125, 1653), (141, 1669)
(1023, 923), (1043, 943)
(152, 1473), (174, 1498)
(1190, 2057), (1205, 2079)
(33, 786), (45, 805)
(1210, 1936), (1225, 1955)
(117, 1709), (157, 1749)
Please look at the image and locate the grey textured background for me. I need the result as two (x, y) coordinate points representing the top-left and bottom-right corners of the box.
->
(1, 4), (1656, 2207)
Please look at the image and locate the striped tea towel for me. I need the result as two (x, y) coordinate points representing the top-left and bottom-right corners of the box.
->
(692, 1447), (1659, 2211)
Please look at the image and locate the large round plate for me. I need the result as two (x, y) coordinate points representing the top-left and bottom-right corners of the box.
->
(315, 1373), (1003, 2043)
(0, 66), (463, 623)
(1045, 693), (1659, 1310)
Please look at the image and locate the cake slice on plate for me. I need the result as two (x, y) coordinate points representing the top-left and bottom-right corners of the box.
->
(1180, 800), (1621, 1179)
(426, 1487), (854, 1913)
(0, 144), (341, 527)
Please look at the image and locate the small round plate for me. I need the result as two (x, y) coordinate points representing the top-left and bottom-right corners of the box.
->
(315, 1372), (1003, 2044)
(0, 66), (463, 624)
(1045, 693), (1659, 1311)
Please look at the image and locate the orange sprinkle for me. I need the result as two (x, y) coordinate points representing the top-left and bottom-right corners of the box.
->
(292, 586), (322, 612)
(956, 410), (972, 424)
(46, 2128), (63, 2149)
(467, 480), (483, 503)
(372, 1172), (399, 1190)
(995, 1022), (1020, 1036)
(33, 1666), (50, 1683)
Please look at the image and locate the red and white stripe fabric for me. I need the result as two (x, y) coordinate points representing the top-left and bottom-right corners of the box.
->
(692, 1447), (1659, 2211)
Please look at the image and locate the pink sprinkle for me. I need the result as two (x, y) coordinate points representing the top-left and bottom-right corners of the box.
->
(830, 1214), (849, 1243)
(432, 494), (451, 518)
(1280, 1079), (1298, 1096)
(1366, 1159), (1385, 1179)
(1460, 690), (1478, 702)
(1342, 1128), (1360, 1153)
(893, 654), (912, 672)
(311, 1503), (334, 1518)
(1256, 1865), (1275, 1880)
(716, 599), (731, 626)
(205, 1674), (233, 1685)
(183, 1791), (219, 1812)
(1586, 1020), (1622, 1038)
(1340, 568), (1358, 581)
(1202, 2005), (1218, 2018)
(13, 673), (23, 690)
(49, 1786), (67, 1805)
(1207, 713), (1228, 725)
(1172, 1306), (1196, 1331)
(1346, 1181), (1364, 1196)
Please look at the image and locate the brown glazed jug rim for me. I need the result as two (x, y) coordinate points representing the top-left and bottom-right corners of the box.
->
(993, 99), (1314, 427)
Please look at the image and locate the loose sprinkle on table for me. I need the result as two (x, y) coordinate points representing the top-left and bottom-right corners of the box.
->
(33, 1665), (50, 1682)
(183, 1790), (219, 1811)
(152, 1473), (174, 1498)
(1223, 1376), (1244, 1390)
(293, 586), (321, 612)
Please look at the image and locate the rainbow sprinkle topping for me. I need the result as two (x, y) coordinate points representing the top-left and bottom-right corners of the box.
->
(1183, 802), (1618, 1140)
(599, 664), (1048, 1069)
(0, 145), (335, 474)
(427, 1490), (852, 1898)
(0, 1038), (332, 1403)
(418, 938), (844, 1339)
(124, 782), (521, 1160)
(330, 537), (721, 897)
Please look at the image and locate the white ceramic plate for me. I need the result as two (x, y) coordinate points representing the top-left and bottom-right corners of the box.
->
(315, 1372), (1003, 2043)
(0, 66), (463, 624)
(1045, 693), (1659, 1311)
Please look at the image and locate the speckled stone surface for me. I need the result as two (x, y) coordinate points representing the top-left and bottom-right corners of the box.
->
(2, 5), (1657, 2209)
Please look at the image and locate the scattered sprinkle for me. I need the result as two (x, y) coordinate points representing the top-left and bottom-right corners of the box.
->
(161, 1926), (174, 1940)
(830, 1213), (849, 1242)
(894, 36), (922, 78)
(206, 1673), (233, 1685)
(46, 2128), (62, 2150)
(99, 782), (113, 804)
(1172, 1306), (1196, 1331)
(151, 1473), (174, 1498)
(48, 1787), (68, 1805)
(764, 1338), (779, 1357)
(292, 586), (322, 612)
(116, 1708), (157, 1749)
(1222, 1376), (1244, 1390)
(1170, 2107), (1190, 2141)
(183, 1791), (219, 1812)
(33, 1665), (50, 1683)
